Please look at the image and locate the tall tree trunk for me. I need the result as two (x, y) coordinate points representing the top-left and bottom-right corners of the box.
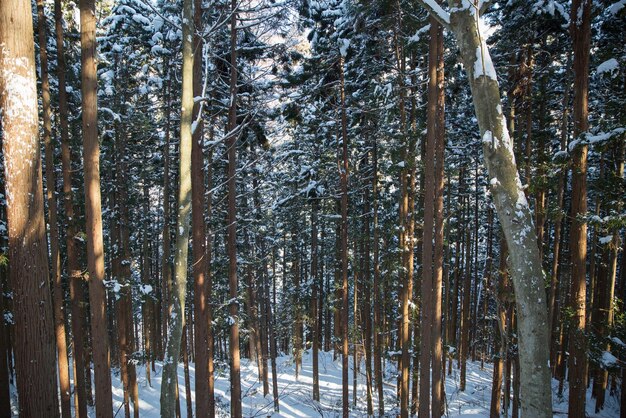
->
(269, 247), (280, 412)
(183, 324), (193, 418)
(431, 19), (446, 418)
(226, 0), (242, 415)
(459, 213), (471, 391)
(372, 137), (384, 415)
(191, 0), (211, 414)
(161, 65), (172, 358)
(363, 145), (374, 416)
(490, 237), (509, 418)
(339, 53), (350, 418)
(0, 1), (59, 414)
(549, 59), (571, 366)
(418, 15), (440, 417)
(116, 126), (139, 417)
(311, 198), (320, 401)
(592, 140), (624, 411)
(416, 2), (553, 415)
(36, 1), (71, 415)
(160, 0), (193, 412)
(79, 0), (114, 414)
(567, 1), (591, 416)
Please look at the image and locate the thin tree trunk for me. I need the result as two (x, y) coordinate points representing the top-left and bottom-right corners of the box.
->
(36, 1), (71, 415)
(363, 145), (374, 416)
(431, 20), (445, 418)
(490, 237), (509, 418)
(0, 2), (59, 414)
(339, 53), (350, 418)
(226, 1), (242, 414)
(312, 198), (320, 401)
(372, 137), (384, 415)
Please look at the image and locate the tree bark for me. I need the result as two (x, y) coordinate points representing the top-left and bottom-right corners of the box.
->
(339, 53), (350, 418)
(415, 2), (553, 415)
(431, 19), (445, 418)
(226, 1), (242, 415)
(567, 1), (591, 417)
(0, 1), (59, 414)
(36, 1), (71, 415)
(191, 0), (211, 414)
(79, 0), (114, 414)
(160, 0), (194, 412)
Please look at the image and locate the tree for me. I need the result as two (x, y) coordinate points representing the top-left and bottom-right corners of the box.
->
(415, 1), (552, 416)
(0, 0), (59, 414)
(160, 0), (194, 413)
(567, 1), (591, 416)
(226, 1), (243, 416)
(80, 0), (114, 414)
(36, 0), (71, 415)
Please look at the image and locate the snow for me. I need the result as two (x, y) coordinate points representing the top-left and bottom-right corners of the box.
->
(422, 0), (451, 25)
(8, 351), (617, 417)
(609, 0), (626, 15)
(596, 58), (619, 77)
(408, 24), (430, 44)
(599, 235), (613, 245)
(601, 351), (619, 368)
(474, 43), (497, 81)
(338, 38), (350, 57)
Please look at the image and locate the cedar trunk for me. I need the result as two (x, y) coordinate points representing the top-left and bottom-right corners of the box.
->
(0, 1), (59, 414)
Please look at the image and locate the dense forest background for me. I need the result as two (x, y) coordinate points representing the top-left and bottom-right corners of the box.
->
(0, 0), (624, 417)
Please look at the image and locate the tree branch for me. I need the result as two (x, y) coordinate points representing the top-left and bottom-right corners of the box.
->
(415, 0), (451, 31)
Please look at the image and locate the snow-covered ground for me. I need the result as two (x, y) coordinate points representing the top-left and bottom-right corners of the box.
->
(8, 350), (622, 416)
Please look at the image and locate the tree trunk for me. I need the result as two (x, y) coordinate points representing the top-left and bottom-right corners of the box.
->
(79, 0), (114, 414)
(160, 0), (193, 412)
(339, 53), (350, 418)
(311, 197), (320, 401)
(568, 1), (591, 417)
(418, 16), (440, 417)
(36, 1), (71, 415)
(192, 0), (210, 413)
(0, 2), (59, 414)
(226, 1), (242, 415)
(415, 2), (553, 415)
(372, 137), (384, 416)
(490, 237), (509, 418)
(431, 19), (446, 418)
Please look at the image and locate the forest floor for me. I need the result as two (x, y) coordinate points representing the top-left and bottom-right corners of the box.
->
(9, 349), (622, 417)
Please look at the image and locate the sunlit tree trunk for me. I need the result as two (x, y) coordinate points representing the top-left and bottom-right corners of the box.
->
(567, 1), (591, 416)
(160, 0), (194, 412)
(416, 2), (553, 415)
(0, 1), (59, 414)
(79, 0), (114, 414)
(35, 1), (71, 415)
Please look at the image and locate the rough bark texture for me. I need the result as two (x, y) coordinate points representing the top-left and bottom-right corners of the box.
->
(416, 2), (553, 416)
(339, 54), (350, 418)
(55, 0), (89, 411)
(567, 1), (591, 417)
(79, 0), (114, 414)
(0, 1), (59, 415)
(191, 0), (211, 414)
(160, 0), (193, 413)
(226, 1), (242, 415)
(36, 1), (71, 415)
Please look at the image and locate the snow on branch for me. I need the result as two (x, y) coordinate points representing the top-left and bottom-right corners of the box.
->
(415, 0), (451, 30)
